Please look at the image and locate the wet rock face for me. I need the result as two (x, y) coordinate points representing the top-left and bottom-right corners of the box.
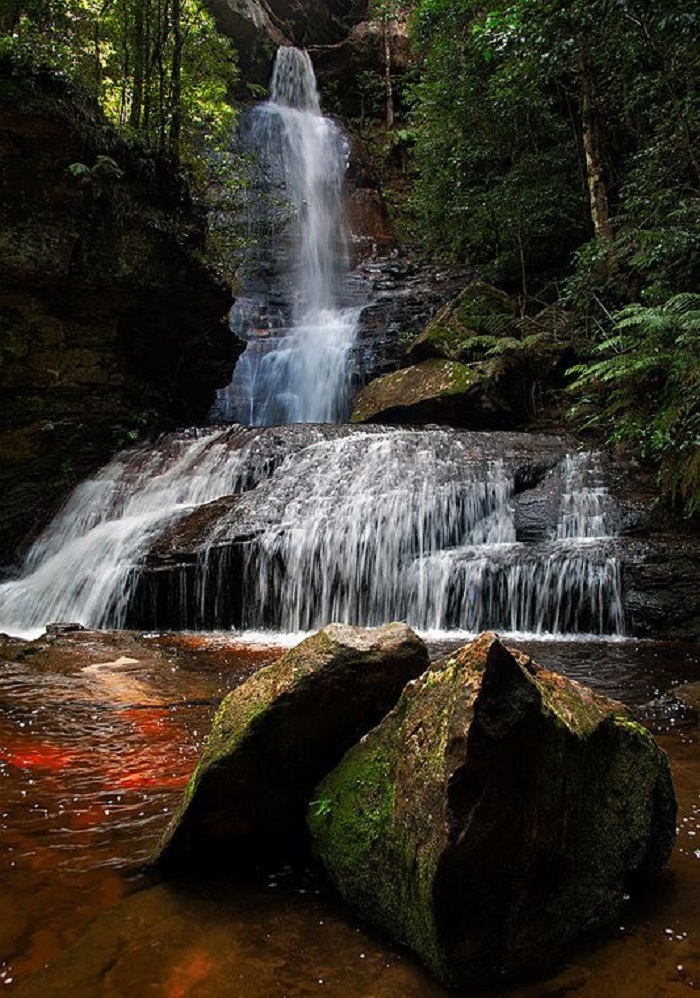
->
(123, 424), (700, 641)
(343, 125), (397, 267)
(308, 633), (677, 988)
(128, 425), (575, 634)
(350, 358), (517, 428)
(208, 0), (370, 85)
(156, 622), (428, 869)
(623, 535), (700, 640)
(349, 260), (472, 390)
(0, 62), (235, 568)
(352, 278), (573, 430)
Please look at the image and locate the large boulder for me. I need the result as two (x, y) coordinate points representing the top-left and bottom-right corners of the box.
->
(308, 633), (676, 988)
(350, 358), (517, 428)
(156, 622), (428, 869)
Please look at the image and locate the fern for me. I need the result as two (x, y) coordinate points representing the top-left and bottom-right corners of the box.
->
(568, 293), (700, 514)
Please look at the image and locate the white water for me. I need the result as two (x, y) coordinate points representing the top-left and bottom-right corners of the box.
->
(0, 429), (624, 639)
(0, 426), (312, 637)
(0, 50), (627, 642)
(224, 438), (624, 634)
(557, 451), (615, 539)
(212, 47), (358, 426)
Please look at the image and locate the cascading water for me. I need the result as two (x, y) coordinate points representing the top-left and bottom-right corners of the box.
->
(211, 47), (360, 426)
(0, 51), (628, 643)
(0, 426), (329, 637)
(203, 434), (624, 634)
(0, 427), (625, 639)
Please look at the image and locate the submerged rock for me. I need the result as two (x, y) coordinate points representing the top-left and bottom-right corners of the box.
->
(308, 633), (676, 988)
(157, 622), (428, 869)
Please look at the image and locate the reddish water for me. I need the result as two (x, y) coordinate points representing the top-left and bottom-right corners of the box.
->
(1, 634), (700, 997)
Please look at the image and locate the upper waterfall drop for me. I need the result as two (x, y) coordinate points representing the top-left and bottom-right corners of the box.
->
(211, 47), (360, 427)
(270, 45), (321, 113)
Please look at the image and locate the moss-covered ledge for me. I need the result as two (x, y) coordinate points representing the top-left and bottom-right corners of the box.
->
(350, 358), (516, 428)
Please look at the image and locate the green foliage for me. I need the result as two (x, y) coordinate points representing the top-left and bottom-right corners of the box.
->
(1, 0), (245, 274)
(1, 0), (239, 172)
(309, 797), (333, 818)
(460, 320), (567, 420)
(568, 294), (700, 514)
(111, 408), (159, 449)
(408, 0), (699, 505)
(68, 155), (124, 192)
(408, 0), (699, 286)
(407, 0), (586, 291)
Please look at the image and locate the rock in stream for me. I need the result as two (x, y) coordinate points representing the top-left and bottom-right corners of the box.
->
(308, 632), (677, 988)
(156, 622), (428, 869)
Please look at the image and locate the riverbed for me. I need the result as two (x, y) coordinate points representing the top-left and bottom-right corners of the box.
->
(1, 631), (699, 997)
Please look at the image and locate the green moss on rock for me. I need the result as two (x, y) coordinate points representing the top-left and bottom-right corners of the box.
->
(156, 622), (428, 870)
(350, 358), (515, 428)
(407, 281), (516, 364)
(308, 632), (677, 988)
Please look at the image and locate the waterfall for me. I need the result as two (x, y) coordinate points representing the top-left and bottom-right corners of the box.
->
(0, 53), (627, 642)
(0, 426), (329, 638)
(211, 47), (359, 426)
(227, 439), (624, 634)
(0, 429), (624, 639)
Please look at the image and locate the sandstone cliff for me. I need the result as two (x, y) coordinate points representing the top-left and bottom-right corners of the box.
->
(0, 58), (236, 568)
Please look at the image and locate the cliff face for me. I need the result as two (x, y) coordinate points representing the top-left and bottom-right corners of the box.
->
(208, 0), (370, 85)
(0, 60), (236, 569)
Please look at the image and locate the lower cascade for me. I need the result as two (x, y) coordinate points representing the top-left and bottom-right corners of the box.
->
(0, 426), (624, 638)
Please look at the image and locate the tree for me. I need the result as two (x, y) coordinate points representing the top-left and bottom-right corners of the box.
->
(408, 0), (586, 294)
(0, 0), (238, 172)
(408, 0), (699, 290)
(370, 0), (414, 133)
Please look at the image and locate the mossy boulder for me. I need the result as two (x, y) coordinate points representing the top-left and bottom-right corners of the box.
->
(350, 358), (517, 428)
(308, 632), (676, 988)
(156, 622), (428, 870)
(406, 281), (517, 364)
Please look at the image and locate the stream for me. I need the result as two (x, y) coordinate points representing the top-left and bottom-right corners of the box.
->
(1, 634), (700, 996)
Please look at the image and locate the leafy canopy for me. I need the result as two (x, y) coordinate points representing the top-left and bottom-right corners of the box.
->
(0, 0), (239, 174)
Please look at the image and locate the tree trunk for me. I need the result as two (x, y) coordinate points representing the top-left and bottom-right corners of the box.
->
(93, 19), (102, 92)
(580, 62), (613, 242)
(169, 0), (182, 157)
(129, 0), (145, 130)
(153, 0), (169, 151)
(383, 14), (394, 132)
